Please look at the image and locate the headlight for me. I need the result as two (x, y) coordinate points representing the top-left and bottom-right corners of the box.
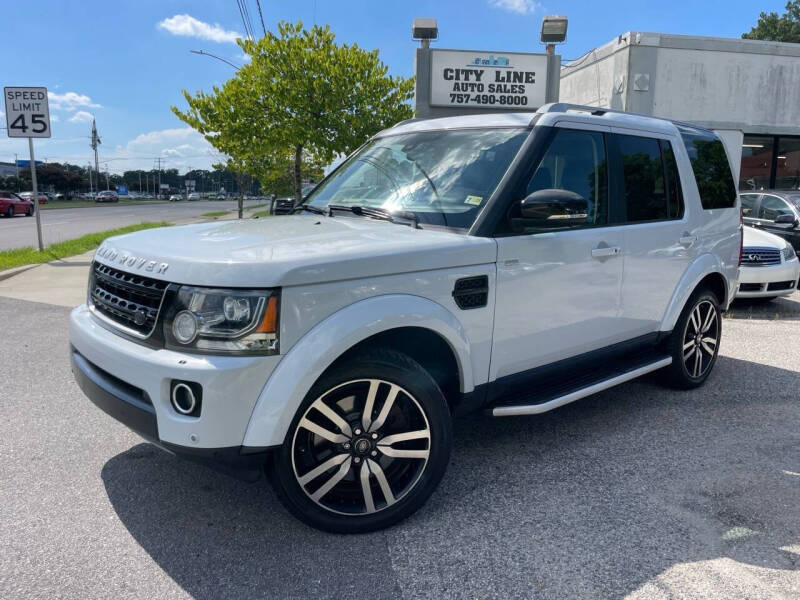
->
(163, 286), (279, 355)
(782, 245), (796, 261)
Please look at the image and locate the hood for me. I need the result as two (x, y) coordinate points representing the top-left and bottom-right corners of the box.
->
(742, 225), (789, 249)
(94, 215), (496, 287)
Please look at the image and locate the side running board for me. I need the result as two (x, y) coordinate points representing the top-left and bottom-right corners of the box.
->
(492, 357), (672, 417)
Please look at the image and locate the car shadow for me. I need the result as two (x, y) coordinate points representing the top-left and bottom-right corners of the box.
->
(728, 291), (800, 320)
(102, 355), (800, 599)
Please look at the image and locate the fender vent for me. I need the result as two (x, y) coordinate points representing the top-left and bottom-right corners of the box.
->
(452, 275), (489, 310)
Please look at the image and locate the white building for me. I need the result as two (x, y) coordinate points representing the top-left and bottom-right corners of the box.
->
(560, 32), (800, 191)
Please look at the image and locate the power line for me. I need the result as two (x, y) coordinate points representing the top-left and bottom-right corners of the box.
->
(255, 0), (266, 35)
(235, 0), (254, 40)
(190, 49), (241, 70)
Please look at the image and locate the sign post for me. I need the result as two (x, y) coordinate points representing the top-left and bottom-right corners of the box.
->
(4, 86), (51, 252)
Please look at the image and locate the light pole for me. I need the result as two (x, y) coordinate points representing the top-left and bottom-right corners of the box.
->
(13, 153), (19, 190)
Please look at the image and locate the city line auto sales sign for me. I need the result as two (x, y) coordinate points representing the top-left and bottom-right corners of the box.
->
(430, 49), (548, 110)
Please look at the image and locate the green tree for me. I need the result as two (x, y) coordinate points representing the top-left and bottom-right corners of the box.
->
(173, 21), (414, 207)
(743, 1), (800, 42)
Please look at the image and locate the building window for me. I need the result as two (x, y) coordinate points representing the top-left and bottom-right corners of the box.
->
(740, 135), (800, 191)
(775, 137), (800, 190)
(740, 135), (773, 191)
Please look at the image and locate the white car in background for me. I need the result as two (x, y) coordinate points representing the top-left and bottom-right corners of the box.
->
(737, 225), (800, 300)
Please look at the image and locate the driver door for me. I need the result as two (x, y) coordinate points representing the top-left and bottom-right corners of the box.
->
(490, 123), (624, 385)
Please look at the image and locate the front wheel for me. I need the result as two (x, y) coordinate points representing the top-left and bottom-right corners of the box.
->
(26, 205), (33, 216)
(662, 289), (721, 389)
(270, 349), (452, 533)
(6, 205), (14, 218)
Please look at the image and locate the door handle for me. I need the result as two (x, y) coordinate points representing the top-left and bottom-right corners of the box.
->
(679, 235), (698, 245)
(591, 246), (620, 258)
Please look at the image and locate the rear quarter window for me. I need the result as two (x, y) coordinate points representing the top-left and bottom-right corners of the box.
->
(679, 127), (737, 210)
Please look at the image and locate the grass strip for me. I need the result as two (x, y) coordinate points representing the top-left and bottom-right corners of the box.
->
(41, 199), (168, 210)
(201, 211), (230, 218)
(0, 222), (171, 272)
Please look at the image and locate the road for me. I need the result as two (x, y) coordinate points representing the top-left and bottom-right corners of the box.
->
(0, 293), (798, 599)
(0, 200), (258, 250)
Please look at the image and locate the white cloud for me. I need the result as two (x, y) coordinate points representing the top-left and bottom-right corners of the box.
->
(106, 127), (223, 174)
(488, 0), (539, 14)
(48, 91), (102, 112)
(157, 14), (241, 43)
(50, 114), (59, 122)
(69, 111), (94, 123)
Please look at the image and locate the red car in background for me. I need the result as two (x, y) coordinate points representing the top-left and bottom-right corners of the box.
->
(17, 191), (48, 205)
(0, 190), (35, 217)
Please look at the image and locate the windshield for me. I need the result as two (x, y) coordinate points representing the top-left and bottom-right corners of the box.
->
(306, 128), (529, 228)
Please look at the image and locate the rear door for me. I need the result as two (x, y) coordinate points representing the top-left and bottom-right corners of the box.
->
(610, 129), (697, 339)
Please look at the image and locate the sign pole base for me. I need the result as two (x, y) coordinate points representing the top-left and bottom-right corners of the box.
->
(28, 137), (44, 252)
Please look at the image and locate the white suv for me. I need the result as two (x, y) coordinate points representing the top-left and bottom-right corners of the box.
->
(69, 104), (741, 532)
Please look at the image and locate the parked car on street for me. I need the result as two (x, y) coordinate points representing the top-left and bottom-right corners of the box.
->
(0, 190), (34, 217)
(70, 104), (741, 533)
(168, 194), (182, 202)
(736, 225), (800, 300)
(740, 189), (800, 251)
(187, 193), (200, 201)
(95, 191), (119, 203)
(18, 191), (48, 204)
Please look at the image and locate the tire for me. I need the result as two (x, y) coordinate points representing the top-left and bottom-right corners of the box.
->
(270, 349), (452, 533)
(26, 205), (33, 217)
(6, 205), (13, 218)
(661, 288), (721, 389)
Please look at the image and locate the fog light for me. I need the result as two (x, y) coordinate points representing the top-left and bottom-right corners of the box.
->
(172, 310), (198, 344)
(171, 383), (196, 414)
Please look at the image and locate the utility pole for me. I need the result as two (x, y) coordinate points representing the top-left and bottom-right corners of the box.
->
(104, 164), (110, 190)
(91, 118), (101, 194)
(156, 157), (162, 198)
(13, 153), (19, 190)
(138, 171), (142, 194)
(88, 162), (93, 197)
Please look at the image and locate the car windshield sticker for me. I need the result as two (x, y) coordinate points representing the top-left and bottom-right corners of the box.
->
(465, 195), (483, 206)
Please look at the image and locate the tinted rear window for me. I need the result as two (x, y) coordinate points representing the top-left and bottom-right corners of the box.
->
(679, 127), (737, 209)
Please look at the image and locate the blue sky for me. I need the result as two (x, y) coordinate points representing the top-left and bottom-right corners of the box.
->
(1, 0), (784, 174)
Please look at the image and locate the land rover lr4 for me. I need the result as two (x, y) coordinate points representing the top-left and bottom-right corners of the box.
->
(70, 104), (741, 533)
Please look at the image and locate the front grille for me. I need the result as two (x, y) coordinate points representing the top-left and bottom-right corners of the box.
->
(89, 262), (168, 337)
(741, 246), (781, 266)
(768, 280), (795, 291)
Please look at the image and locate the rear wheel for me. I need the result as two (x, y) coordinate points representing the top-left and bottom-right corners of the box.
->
(270, 349), (452, 533)
(6, 205), (14, 218)
(662, 289), (721, 389)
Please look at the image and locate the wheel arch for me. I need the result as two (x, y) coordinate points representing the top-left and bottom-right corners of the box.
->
(242, 294), (474, 448)
(660, 253), (732, 332)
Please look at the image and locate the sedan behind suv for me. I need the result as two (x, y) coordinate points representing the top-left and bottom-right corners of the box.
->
(740, 190), (800, 251)
(737, 225), (799, 300)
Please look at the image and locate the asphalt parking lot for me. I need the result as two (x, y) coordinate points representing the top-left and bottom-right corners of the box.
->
(1, 294), (799, 599)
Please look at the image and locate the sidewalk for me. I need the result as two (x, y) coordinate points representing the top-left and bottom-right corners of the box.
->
(0, 251), (94, 308)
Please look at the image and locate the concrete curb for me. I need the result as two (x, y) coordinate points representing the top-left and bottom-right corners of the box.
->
(0, 263), (40, 283)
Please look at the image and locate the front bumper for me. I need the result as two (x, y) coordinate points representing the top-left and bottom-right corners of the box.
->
(69, 304), (282, 477)
(736, 257), (800, 298)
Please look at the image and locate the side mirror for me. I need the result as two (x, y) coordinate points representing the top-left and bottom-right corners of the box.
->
(774, 213), (797, 226)
(520, 189), (589, 226)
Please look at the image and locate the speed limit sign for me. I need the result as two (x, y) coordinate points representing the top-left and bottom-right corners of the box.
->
(4, 87), (51, 138)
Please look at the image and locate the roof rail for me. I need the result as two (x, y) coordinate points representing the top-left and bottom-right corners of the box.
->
(537, 102), (624, 116)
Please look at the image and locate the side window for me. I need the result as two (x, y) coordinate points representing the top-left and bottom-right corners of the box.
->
(510, 128), (607, 233)
(758, 195), (794, 221)
(740, 194), (758, 217)
(679, 127), (737, 209)
(660, 139), (684, 219)
(618, 134), (669, 222)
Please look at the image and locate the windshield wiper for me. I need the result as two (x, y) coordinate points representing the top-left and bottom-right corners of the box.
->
(293, 204), (326, 215)
(327, 204), (420, 229)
